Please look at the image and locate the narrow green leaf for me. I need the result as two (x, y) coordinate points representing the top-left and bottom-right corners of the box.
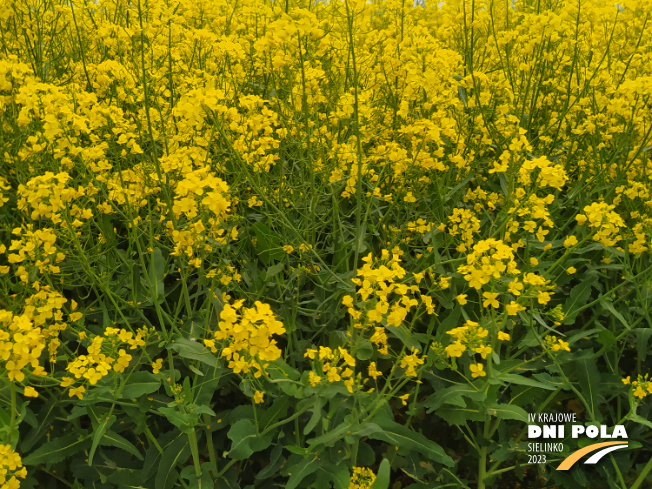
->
(369, 418), (454, 467)
(155, 435), (191, 489)
(486, 404), (528, 422)
(286, 457), (322, 489)
(100, 431), (144, 460)
(23, 435), (91, 465)
(563, 280), (593, 325)
(89, 414), (116, 465)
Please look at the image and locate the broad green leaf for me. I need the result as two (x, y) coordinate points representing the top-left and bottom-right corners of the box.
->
(100, 431), (144, 460)
(574, 356), (604, 421)
(486, 404), (528, 422)
(385, 324), (421, 352)
(23, 435), (91, 465)
(156, 434), (192, 489)
(371, 458), (391, 489)
(121, 371), (161, 399)
(636, 328), (652, 362)
(168, 337), (218, 368)
(355, 340), (374, 361)
(286, 457), (322, 489)
(260, 396), (290, 431)
(251, 222), (285, 265)
(423, 384), (486, 412)
(369, 418), (454, 467)
(225, 419), (273, 460)
(563, 280), (593, 325)
(147, 248), (166, 303)
(265, 262), (285, 280)
(159, 407), (196, 434)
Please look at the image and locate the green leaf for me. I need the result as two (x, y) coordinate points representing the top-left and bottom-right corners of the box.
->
(155, 434), (192, 489)
(630, 414), (652, 430)
(251, 222), (285, 265)
(599, 296), (630, 330)
(89, 414), (116, 466)
(385, 324), (421, 352)
(423, 384), (486, 412)
(121, 371), (161, 399)
(307, 421), (352, 448)
(286, 457), (322, 489)
(265, 262), (285, 281)
(225, 419), (273, 460)
(371, 458), (391, 489)
(563, 280), (593, 325)
(637, 328), (652, 362)
(368, 418), (454, 467)
(574, 356), (604, 420)
(355, 340), (374, 361)
(486, 404), (528, 422)
(159, 407), (196, 434)
(303, 397), (322, 436)
(168, 337), (218, 368)
(256, 443), (285, 480)
(436, 406), (486, 425)
(147, 248), (166, 303)
(23, 434), (91, 465)
(100, 431), (144, 460)
(494, 373), (557, 391)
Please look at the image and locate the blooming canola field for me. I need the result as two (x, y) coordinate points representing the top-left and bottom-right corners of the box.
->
(0, 0), (652, 488)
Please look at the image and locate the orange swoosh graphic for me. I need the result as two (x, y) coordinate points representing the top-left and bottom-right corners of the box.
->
(557, 441), (628, 470)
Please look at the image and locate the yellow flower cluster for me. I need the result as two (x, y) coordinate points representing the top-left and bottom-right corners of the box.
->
(622, 375), (652, 400)
(204, 300), (285, 378)
(348, 466), (376, 489)
(5, 226), (65, 283)
(0, 444), (27, 489)
(64, 326), (151, 395)
(445, 320), (492, 360)
(304, 346), (357, 393)
(16, 172), (82, 223)
(544, 335), (570, 353)
(0, 287), (69, 388)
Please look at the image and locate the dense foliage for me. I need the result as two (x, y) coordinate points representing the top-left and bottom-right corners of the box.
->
(0, 0), (651, 488)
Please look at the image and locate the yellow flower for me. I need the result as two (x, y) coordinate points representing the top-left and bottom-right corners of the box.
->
(482, 292), (499, 308)
(309, 371), (322, 386)
(506, 301), (525, 316)
(634, 386), (647, 399)
(564, 236), (578, 248)
(576, 214), (587, 225)
(498, 332), (510, 341)
(474, 345), (492, 359)
(456, 294), (468, 305)
(622, 376), (630, 385)
(403, 192), (416, 203)
(537, 291), (552, 304)
(445, 341), (465, 358)
(152, 358), (163, 374)
(530, 258), (538, 266)
(283, 245), (294, 254)
(470, 363), (486, 378)
(69, 386), (86, 399)
(254, 391), (264, 404)
(23, 386), (38, 397)
(399, 393), (410, 406)
(567, 267), (577, 274)
(368, 362), (381, 380)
